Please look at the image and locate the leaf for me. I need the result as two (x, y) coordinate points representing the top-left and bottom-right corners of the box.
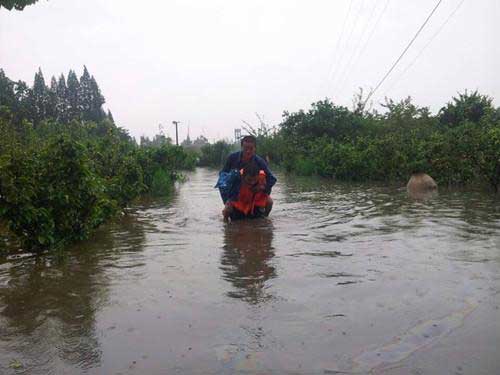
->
(9, 359), (23, 369)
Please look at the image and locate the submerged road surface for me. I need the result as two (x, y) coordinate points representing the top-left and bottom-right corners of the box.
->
(1, 168), (500, 374)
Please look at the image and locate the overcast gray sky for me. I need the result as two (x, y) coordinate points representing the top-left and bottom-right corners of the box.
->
(1, 0), (498, 142)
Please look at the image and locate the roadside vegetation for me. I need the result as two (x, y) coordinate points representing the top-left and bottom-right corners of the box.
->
(0, 67), (195, 252)
(198, 141), (237, 167)
(1, 65), (498, 253)
(201, 90), (500, 193)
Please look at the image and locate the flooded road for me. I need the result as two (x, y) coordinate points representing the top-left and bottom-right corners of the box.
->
(1, 167), (499, 374)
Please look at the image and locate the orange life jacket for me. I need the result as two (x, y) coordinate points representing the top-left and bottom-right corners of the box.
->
(231, 170), (268, 215)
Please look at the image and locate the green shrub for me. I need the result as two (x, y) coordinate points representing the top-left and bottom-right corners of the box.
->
(270, 93), (499, 191)
(0, 138), (112, 250)
(294, 158), (316, 176)
(198, 141), (235, 167)
(474, 124), (500, 192)
(0, 68), (199, 252)
(151, 168), (173, 196)
(106, 154), (145, 206)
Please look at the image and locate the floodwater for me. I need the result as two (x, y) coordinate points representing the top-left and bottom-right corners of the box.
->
(1, 167), (499, 375)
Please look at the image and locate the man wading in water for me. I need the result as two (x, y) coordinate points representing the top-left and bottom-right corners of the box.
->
(218, 135), (276, 221)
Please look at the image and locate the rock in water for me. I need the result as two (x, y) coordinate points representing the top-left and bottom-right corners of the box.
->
(407, 173), (437, 199)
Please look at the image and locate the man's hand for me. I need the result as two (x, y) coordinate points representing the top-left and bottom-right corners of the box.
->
(222, 202), (233, 222)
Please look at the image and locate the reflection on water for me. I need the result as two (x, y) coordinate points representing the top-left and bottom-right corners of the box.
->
(0, 168), (499, 374)
(0, 213), (146, 374)
(0, 254), (103, 372)
(277, 173), (500, 247)
(407, 188), (438, 201)
(220, 220), (275, 304)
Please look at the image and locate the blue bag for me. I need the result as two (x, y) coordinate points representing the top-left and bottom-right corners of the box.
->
(214, 169), (241, 203)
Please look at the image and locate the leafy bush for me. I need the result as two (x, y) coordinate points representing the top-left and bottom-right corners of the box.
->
(264, 92), (500, 191)
(439, 91), (494, 127)
(198, 141), (235, 167)
(294, 158), (316, 176)
(0, 68), (198, 252)
(151, 168), (173, 196)
(0, 138), (112, 250)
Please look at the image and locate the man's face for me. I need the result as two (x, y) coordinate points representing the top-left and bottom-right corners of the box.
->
(241, 140), (256, 160)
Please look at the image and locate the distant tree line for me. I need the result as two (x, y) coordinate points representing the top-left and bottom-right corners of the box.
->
(0, 66), (113, 126)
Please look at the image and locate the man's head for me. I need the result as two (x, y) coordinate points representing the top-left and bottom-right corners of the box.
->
(240, 135), (256, 161)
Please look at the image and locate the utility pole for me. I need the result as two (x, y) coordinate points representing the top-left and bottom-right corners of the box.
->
(234, 128), (241, 144)
(172, 121), (180, 146)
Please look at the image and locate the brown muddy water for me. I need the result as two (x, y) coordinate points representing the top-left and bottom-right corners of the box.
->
(1, 167), (499, 375)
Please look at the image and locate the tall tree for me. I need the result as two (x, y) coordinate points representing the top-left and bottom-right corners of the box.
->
(0, 69), (16, 111)
(56, 74), (68, 123)
(32, 67), (47, 125)
(107, 109), (115, 124)
(79, 66), (92, 120)
(89, 75), (105, 121)
(13, 80), (33, 123)
(66, 70), (80, 121)
(46, 76), (58, 120)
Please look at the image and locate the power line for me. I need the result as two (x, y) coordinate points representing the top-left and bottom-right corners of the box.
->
(364, 0), (444, 105)
(341, 0), (390, 95)
(330, 0), (365, 93)
(322, 0), (353, 99)
(384, 0), (466, 95)
(355, 0), (391, 66)
(327, 0), (353, 82)
(336, 0), (381, 97)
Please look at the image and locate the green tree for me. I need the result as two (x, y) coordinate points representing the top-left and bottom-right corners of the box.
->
(32, 68), (47, 125)
(56, 74), (68, 123)
(79, 66), (93, 121)
(66, 70), (80, 121)
(0, 0), (39, 11)
(46, 76), (58, 120)
(89, 75), (105, 121)
(13, 80), (33, 124)
(281, 99), (359, 142)
(107, 109), (115, 124)
(0, 69), (16, 110)
(439, 90), (494, 127)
